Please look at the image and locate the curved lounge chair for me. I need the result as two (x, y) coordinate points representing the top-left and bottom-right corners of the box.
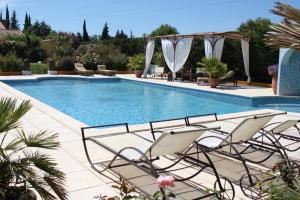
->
(74, 63), (94, 76)
(97, 65), (117, 76)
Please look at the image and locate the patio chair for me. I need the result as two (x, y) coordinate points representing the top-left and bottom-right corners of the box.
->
(97, 65), (117, 76)
(74, 63), (94, 76)
(81, 123), (235, 199)
(152, 66), (164, 79)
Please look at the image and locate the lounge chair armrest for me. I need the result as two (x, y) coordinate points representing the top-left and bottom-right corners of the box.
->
(81, 123), (129, 139)
(186, 113), (218, 125)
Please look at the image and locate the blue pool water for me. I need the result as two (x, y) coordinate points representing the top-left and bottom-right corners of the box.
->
(3, 78), (300, 125)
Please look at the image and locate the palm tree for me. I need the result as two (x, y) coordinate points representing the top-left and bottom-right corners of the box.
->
(265, 2), (300, 50)
(0, 97), (67, 200)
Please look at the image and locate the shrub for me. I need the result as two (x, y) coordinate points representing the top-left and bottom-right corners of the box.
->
(81, 53), (101, 70)
(30, 63), (48, 74)
(105, 54), (127, 70)
(128, 53), (145, 70)
(0, 55), (23, 72)
(200, 57), (227, 78)
(56, 56), (75, 71)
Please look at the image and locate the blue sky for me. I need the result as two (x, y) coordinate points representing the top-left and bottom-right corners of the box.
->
(2, 0), (300, 37)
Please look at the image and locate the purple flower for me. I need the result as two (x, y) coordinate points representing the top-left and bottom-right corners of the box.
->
(268, 64), (278, 76)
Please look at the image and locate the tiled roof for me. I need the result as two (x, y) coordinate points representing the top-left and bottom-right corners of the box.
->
(0, 29), (24, 37)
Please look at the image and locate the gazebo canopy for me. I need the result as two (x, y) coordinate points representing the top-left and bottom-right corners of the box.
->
(147, 31), (250, 41)
(143, 31), (251, 82)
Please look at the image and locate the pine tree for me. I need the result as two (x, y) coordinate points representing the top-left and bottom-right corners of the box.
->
(100, 22), (110, 40)
(5, 4), (9, 29)
(10, 10), (19, 30)
(82, 20), (89, 41)
(0, 12), (2, 20)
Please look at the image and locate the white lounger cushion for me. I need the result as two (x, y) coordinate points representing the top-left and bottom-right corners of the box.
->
(94, 126), (217, 160)
(264, 120), (299, 133)
(197, 114), (274, 148)
(144, 126), (213, 157)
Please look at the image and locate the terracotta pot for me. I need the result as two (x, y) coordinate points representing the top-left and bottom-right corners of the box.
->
(134, 69), (144, 78)
(272, 75), (278, 95)
(208, 78), (220, 88)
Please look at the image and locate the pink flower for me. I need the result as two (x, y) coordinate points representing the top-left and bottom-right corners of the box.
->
(156, 175), (175, 188)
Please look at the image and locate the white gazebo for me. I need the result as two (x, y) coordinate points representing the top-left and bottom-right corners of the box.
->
(143, 32), (251, 82)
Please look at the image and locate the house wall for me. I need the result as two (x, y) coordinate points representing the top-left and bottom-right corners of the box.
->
(278, 48), (300, 96)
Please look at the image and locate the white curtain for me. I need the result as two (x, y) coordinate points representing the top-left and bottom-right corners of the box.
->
(241, 39), (251, 83)
(162, 38), (193, 79)
(204, 36), (213, 58)
(204, 35), (224, 61)
(213, 37), (224, 61)
(143, 40), (155, 77)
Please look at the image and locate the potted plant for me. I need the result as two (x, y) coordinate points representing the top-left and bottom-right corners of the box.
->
(128, 54), (145, 78)
(268, 64), (278, 94)
(0, 98), (67, 200)
(200, 57), (228, 88)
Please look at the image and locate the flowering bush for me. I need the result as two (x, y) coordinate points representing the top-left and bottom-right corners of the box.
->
(267, 64), (278, 76)
(82, 52), (102, 70)
(156, 175), (175, 188)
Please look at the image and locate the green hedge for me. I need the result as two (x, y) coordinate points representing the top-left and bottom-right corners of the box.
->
(30, 63), (48, 74)
(0, 55), (23, 72)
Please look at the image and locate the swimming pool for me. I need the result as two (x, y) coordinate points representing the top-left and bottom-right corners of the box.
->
(3, 77), (300, 125)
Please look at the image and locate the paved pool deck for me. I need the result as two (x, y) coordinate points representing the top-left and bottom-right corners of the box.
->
(0, 74), (298, 200)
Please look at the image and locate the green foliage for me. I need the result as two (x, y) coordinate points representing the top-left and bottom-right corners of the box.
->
(0, 97), (67, 200)
(55, 56), (75, 71)
(106, 53), (127, 71)
(152, 51), (166, 67)
(100, 22), (110, 40)
(81, 52), (101, 70)
(0, 54), (23, 72)
(237, 17), (278, 83)
(83, 20), (89, 41)
(128, 54), (145, 70)
(29, 20), (52, 39)
(150, 24), (178, 37)
(200, 57), (227, 78)
(115, 30), (128, 39)
(10, 10), (19, 30)
(30, 62), (48, 74)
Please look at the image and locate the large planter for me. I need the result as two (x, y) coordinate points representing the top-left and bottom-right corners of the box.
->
(135, 69), (144, 78)
(208, 78), (220, 88)
(0, 71), (22, 76)
(272, 75), (278, 95)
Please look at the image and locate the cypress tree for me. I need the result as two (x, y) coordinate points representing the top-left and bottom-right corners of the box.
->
(100, 22), (110, 40)
(0, 12), (2, 20)
(23, 13), (31, 31)
(10, 10), (19, 30)
(82, 20), (89, 41)
(5, 4), (9, 29)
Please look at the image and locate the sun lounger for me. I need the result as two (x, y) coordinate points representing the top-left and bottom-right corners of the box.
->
(81, 122), (235, 199)
(74, 63), (94, 76)
(97, 65), (117, 76)
(150, 112), (293, 199)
